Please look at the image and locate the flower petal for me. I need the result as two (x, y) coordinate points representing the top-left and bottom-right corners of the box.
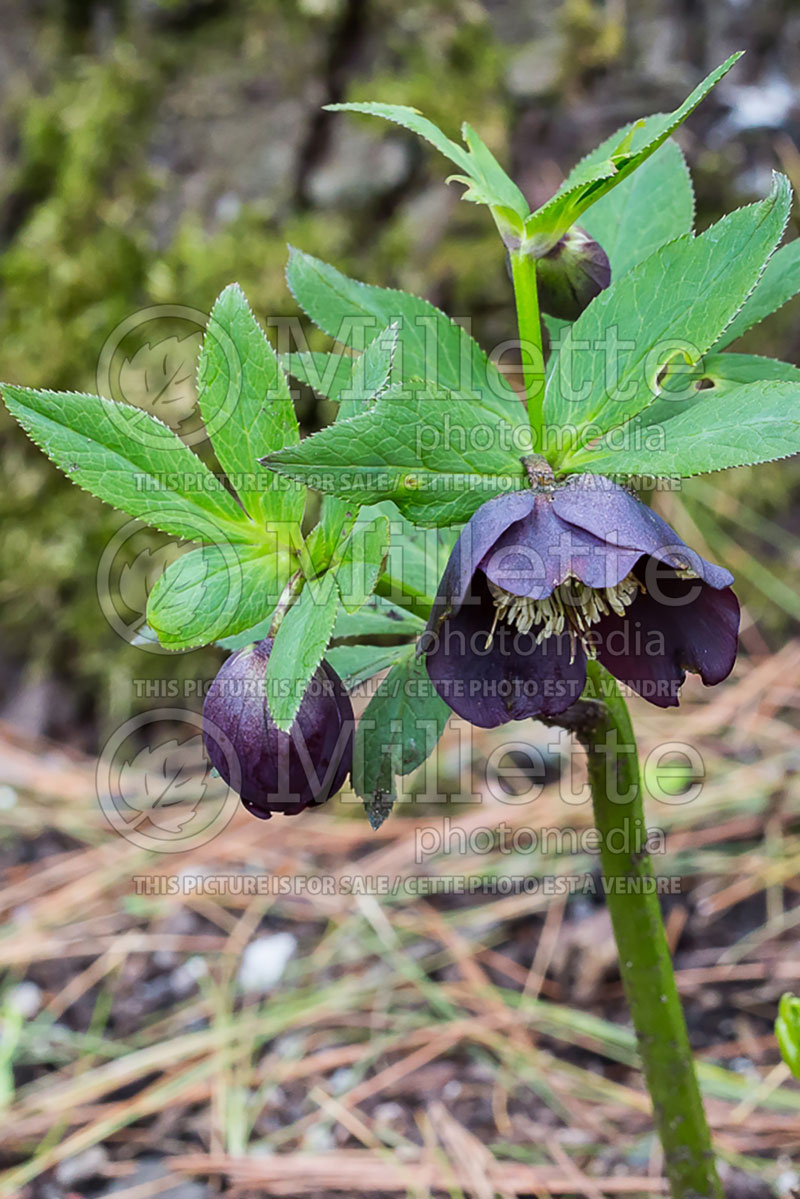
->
(554, 475), (733, 588)
(424, 572), (586, 727)
(480, 494), (641, 598)
(591, 567), (740, 707)
(425, 491), (536, 634)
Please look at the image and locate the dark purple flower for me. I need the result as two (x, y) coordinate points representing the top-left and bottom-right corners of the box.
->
(203, 638), (354, 818)
(535, 227), (611, 321)
(420, 475), (739, 727)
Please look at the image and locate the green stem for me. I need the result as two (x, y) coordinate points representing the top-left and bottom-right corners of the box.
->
(509, 249), (546, 451)
(268, 568), (304, 638)
(568, 661), (722, 1199)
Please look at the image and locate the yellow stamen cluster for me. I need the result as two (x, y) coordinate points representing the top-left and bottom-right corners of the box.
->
(485, 572), (643, 660)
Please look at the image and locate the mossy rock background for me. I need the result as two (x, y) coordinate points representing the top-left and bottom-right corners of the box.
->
(1, 0), (799, 749)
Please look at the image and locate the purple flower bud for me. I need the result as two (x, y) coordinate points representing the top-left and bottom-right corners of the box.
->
(420, 475), (739, 726)
(535, 226), (611, 321)
(203, 638), (354, 819)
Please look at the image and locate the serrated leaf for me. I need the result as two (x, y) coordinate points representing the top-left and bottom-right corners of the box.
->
(198, 284), (305, 528)
(216, 614), (275, 651)
(619, 352), (800, 431)
(332, 595), (426, 640)
(374, 501), (459, 618)
(147, 539), (295, 651)
(261, 385), (528, 527)
(281, 351), (355, 402)
(1, 385), (252, 542)
(283, 332), (398, 415)
(340, 323), (398, 419)
(712, 238), (800, 349)
(456, 120), (530, 222)
(286, 248), (525, 428)
(325, 102), (529, 231)
(524, 53), (741, 252)
(326, 102), (470, 177)
(549, 175), (792, 464)
(582, 139), (694, 277)
(304, 329), (401, 571)
(325, 642), (412, 691)
(545, 143), (693, 373)
(352, 649), (451, 827)
(265, 571), (340, 731)
(332, 514), (390, 613)
(565, 379), (800, 478)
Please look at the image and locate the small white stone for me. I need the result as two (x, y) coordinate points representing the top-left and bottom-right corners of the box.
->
(727, 77), (796, 132)
(0, 785), (17, 811)
(238, 933), (297, 994)
(56, 1145), (108, 1185)
(170, 955), (208, 995)
(329, 1067), (356, 1095)
(303, 1122), (336, 1152)
(374, 1101), (405, 1125)
(777, 1169), (800, 1198)
(6, 981), (42, 1018)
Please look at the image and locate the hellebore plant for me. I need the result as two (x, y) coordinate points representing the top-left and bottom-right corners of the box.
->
(6, 50), (800, 1197)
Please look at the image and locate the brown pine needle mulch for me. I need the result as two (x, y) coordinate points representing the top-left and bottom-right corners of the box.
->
(1, 640), (799, 1197)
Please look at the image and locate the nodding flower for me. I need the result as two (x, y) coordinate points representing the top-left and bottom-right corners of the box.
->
(420, 474), (739, 728)
(203, 639), (353, 818)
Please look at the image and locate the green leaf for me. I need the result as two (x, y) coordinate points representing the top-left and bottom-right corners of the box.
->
(332, 595), (426, 641)
(261, 385), (528, 527)
(216, 614), (275, 651)
(325, 102), (529, 231)
(326, 102), (471, 179)
(374, 501), (458, 618)
(339, 323), (398, 419)
(281, 351), (355, 401)
(332, 514), (390, 613)
(198, 284), (305, 528)
(265, 572), (340, 731)
(549, 175), (792, 465)
(325, 642), (412, 691)
(544, 142), (693, 371)
(524, 53), (741, 253)
(618, 352), (800, 431)
(581, 139), (694, 278)
(304, 330), (401, 571)
(147, 539), (295, 651)
(352, 649), (451, 828)
(452, 120), (530, 224)
(286, 248), (525, 428)
(1, 385), (252, 542)
(565, 378), (800, 478)
(712, 239), (800, 349)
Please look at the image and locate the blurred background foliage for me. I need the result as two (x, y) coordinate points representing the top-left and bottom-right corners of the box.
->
(2, 0), (800, 750)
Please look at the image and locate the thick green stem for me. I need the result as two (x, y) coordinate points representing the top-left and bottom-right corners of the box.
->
(509, 249), (545, 451)
(568, 662), (722, 1199)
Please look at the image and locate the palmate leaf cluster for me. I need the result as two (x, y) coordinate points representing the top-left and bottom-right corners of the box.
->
(5, 54), (800, 823)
